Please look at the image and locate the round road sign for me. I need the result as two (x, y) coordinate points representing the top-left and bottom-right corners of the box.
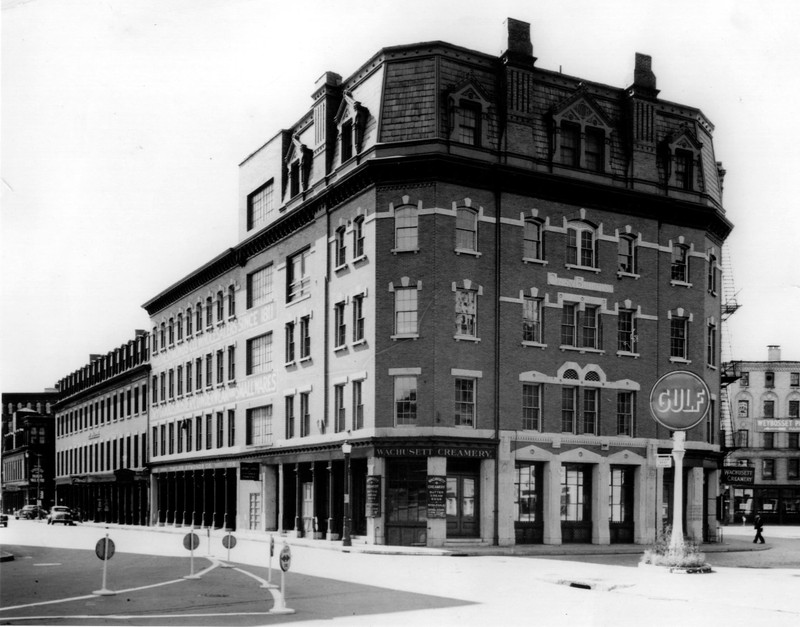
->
(222, 534), (237, 549)
(649, 370), (711, 431)
(95, 537), (115, 561)
(270, 535), (275, 557)
(183, 532), (200, 551)
(279, 544), (291, 572)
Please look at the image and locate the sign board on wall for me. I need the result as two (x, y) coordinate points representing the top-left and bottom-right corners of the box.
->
(365, 475), (381, 518)
(427, 475), (447, 519)
(756, 419), (800, 432)
(721, 467), (755, 485)
(240, 463), (260, 481)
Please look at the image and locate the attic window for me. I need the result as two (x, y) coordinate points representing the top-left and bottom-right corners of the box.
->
(551, 95), (613, 173)
(341, 119), (354, 162)
(456, 101), (481, 146)
(447, 80), (490, 147)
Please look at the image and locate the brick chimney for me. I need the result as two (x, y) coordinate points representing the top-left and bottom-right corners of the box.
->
(768, 345), (781, 361)
(502, 18), (535, 66)
(629, 53), (659, 98)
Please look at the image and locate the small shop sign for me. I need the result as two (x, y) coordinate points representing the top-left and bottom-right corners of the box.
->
(427, 475), (447, 519)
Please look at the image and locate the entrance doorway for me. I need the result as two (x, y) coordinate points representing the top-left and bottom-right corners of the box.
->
(446, 473), (478, 538)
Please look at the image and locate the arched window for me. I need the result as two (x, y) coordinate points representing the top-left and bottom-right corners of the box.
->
(566, 222), (597, 268)
(456, 207), (478, 252)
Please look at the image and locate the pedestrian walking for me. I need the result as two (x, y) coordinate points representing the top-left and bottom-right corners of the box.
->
(753, 514), (765, 543)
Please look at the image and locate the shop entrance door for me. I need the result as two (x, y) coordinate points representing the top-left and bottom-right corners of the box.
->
(446, 474), (478, 538)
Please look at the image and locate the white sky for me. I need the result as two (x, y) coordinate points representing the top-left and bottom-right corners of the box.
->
(2, 0), (799, 392)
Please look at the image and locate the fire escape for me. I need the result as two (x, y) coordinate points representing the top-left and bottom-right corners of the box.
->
(720, 243), (742, 453)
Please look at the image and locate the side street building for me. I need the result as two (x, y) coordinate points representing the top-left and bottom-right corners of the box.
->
(142, 18), (733, 547)
(723, 346), (800, 525)
(2, 391), (58, 514)
(52, 332), (151, 524)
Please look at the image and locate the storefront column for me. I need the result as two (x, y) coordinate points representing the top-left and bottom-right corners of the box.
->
(496, 435), (515, 546)
(543, 459), (562, 545)
(427, 457), (447, 548)
(706, 468), (720, 541)
(686, 466), (704, 541)
(326, 462), (338, 540)
(293, 463), (303, 538)
(366, 457), (385, 545)
(277, 464), (285, 534)
(635, 465), (652, 544)
(592, 461), (611, 545)
(263, 464), (278, 532)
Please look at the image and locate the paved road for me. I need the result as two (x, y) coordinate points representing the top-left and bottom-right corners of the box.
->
(0, 542), (467, 625)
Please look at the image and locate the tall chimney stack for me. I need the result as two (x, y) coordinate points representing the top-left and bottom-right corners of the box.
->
(768, 345), (781, 361)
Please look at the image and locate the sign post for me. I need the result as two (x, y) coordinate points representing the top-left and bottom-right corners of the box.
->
(92, 532), (116, 596)
(221, 531), (236, 568)
(268, 543), (294, 615)
(649, 370), (711, 553)
(183, 530), (201, 579)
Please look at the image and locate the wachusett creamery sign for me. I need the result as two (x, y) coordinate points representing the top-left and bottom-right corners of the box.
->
(757, 419), (800, 432)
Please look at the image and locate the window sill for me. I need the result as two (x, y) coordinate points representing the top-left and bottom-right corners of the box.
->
(523, 257), (547, 266)
(352, 338), (367, 347)
(521, 341), (547, 349)
(334, 263), (348, 273)
(334, 345), (348, 354)
(353, 254), (368, 265)
(454, 248), (481, 258)
(616, 350), (640, 358)
(287, 293), (311, 307)
(454, 334), (481, 343)
(559, 345), (605, 355)
(670, 280), (693, 288)
(391, 333), (419, 341)
(565, 263), (601, 274)
(299, 356), (312, 364)
(669, 357), (692, 364)
(707, 364), (718, 371)
(391, 247), (419, 255)
(285, 360), (296, 368)
(617, 271), (640, 280)
(227, 380), (236, 386)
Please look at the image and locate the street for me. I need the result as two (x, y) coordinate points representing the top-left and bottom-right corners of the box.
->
(2, 519), (800, 626)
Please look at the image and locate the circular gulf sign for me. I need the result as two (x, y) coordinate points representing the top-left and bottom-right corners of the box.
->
(649, 370), (711, 430)
(222, 534), (237, 549)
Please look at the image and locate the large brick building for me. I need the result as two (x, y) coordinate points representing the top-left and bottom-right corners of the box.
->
(143, 19), (732, 546)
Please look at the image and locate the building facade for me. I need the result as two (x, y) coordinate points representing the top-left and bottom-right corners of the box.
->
(53, 332), (151, 524)
(2, 391), (58, 514)
(723, 346), (800, 525)
(143, 19), (732, 546)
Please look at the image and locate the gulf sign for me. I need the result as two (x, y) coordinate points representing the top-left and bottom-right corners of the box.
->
(649, 370), (711, 431)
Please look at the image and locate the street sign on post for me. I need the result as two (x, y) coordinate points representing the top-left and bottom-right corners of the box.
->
(279, 544), (291, 572)
(183, 532), (201, 580)
(92, 534), (116, 596)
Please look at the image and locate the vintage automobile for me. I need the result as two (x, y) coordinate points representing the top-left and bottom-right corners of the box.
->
(0, 512), (8, 527)
(46, 506), (75, 525)
(16, 504), (46, 520)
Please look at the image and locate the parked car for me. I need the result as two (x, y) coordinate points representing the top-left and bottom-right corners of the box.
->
(16, 505), (46, 520)
(47, 506), (74, 525)
(0, 513), (8, 527)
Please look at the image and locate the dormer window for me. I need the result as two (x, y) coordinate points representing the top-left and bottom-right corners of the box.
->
(335, 90), (369, 165)
(447, 79), (491, 147)
(663, 129), (702, 192)
(551, 93), (613, 173)
(341, 119), (354, 162)
(283, 135), (312, 201)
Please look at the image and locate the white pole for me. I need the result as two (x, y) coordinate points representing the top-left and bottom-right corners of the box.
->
(669, 431), (686, 552)
(101, 536), (109, 590)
